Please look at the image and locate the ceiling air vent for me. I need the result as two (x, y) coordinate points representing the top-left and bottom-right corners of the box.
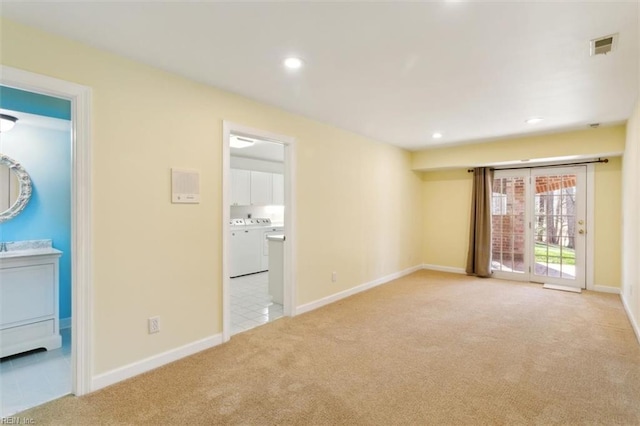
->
(590, 34), (617, 56)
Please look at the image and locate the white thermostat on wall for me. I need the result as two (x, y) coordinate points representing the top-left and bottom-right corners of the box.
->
(171, 168), (200, 204)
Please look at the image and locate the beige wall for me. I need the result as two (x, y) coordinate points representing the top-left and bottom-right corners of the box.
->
(594, 157), (622, 288)
(0, 19), (423, 375)
(418, 129), (624, 289)
(622, 99), (640, 335)
(620, 1), (640, 338)
(421, 169), (471, 270)
(412, 125), (626, 171)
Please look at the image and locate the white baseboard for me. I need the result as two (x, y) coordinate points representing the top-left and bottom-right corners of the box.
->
(593, 285), (621, 294)
(91, 334), (223, 392)
(59, 317), (72, 330)
(422, 264), (466, 275)
(295, 264), (422, 316)
(621, 294), (640, 345)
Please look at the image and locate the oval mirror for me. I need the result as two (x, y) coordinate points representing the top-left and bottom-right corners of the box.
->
(0, 154), (32, 223)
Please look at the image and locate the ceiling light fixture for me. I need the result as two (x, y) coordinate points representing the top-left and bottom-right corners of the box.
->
(432, 132), (443, 139)
(284, 57), (303, 69)
(0, 114), (18, 132)
(230, 136), (256, 149)
(525, 117), (543, 124)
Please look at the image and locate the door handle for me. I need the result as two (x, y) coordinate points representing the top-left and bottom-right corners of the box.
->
(579, 229), (585, 235)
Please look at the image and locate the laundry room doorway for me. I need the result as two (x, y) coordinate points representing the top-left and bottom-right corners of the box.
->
(221, 122), (296, 341)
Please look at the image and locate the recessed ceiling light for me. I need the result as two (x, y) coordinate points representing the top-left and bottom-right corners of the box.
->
(525, 117), (543, 124)
(432, 132), (443, 139)
(284, 57), (303, 69)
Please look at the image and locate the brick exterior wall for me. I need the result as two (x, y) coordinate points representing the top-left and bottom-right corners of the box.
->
(535, 175), (576, 194)
(492, 177), (526, 262)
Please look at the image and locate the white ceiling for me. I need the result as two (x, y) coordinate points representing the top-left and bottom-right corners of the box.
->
(2, 1), (637, 151)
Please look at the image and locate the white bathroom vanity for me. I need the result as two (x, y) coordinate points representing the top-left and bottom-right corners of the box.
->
(0, 240), (62, 358)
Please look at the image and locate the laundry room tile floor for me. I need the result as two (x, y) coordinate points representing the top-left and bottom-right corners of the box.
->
(231, 272), (283, 335)
(0, 327), (72, 418)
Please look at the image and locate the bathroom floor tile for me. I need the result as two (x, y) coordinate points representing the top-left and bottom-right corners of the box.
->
(0, 327), (72, 418)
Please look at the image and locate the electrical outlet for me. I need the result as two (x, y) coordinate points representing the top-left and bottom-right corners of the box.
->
(148, 316), (160, 334)
(331, 272), (337, 283)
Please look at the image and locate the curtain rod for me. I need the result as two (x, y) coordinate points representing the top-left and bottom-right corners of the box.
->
(467, 158), (608, 173)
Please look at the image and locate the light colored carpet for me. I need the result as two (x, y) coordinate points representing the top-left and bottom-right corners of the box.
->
(14, 270), (640, 424)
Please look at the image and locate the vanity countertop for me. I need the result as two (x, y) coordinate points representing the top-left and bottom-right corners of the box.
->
(0, 239), (62, 259)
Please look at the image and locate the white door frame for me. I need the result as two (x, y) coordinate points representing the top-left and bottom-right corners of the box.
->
(221, 121), (296, 342)
(491, 164), (595, 290)
(1, 66), (93, 395)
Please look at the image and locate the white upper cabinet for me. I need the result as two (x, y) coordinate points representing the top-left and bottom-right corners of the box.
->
(230, 169), (251, 206)
(250, 171), (273, 205)
(231, 168), (284, 206)
(272, 173), (284, 205)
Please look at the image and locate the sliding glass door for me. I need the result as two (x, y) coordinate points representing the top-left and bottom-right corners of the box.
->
(491, 166), (587, 289)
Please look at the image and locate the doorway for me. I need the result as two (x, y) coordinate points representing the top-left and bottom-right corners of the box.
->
(491, 166), (588, 289)
(0, 97), (72, 417)
(0, 66), (92, 408)
(222, 122), (296, 342)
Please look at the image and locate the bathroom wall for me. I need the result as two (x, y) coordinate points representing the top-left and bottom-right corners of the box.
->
(0, 86), (71, 120)
(0, 87), (72, 322)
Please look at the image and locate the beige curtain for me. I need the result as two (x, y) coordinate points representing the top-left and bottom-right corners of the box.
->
(466, 167), (494, 278)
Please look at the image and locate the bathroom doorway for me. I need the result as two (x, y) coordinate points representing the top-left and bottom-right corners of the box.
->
(0, 66), (92, 414)
(0, 88), (73, 416)
(222, 122), (296, 341)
